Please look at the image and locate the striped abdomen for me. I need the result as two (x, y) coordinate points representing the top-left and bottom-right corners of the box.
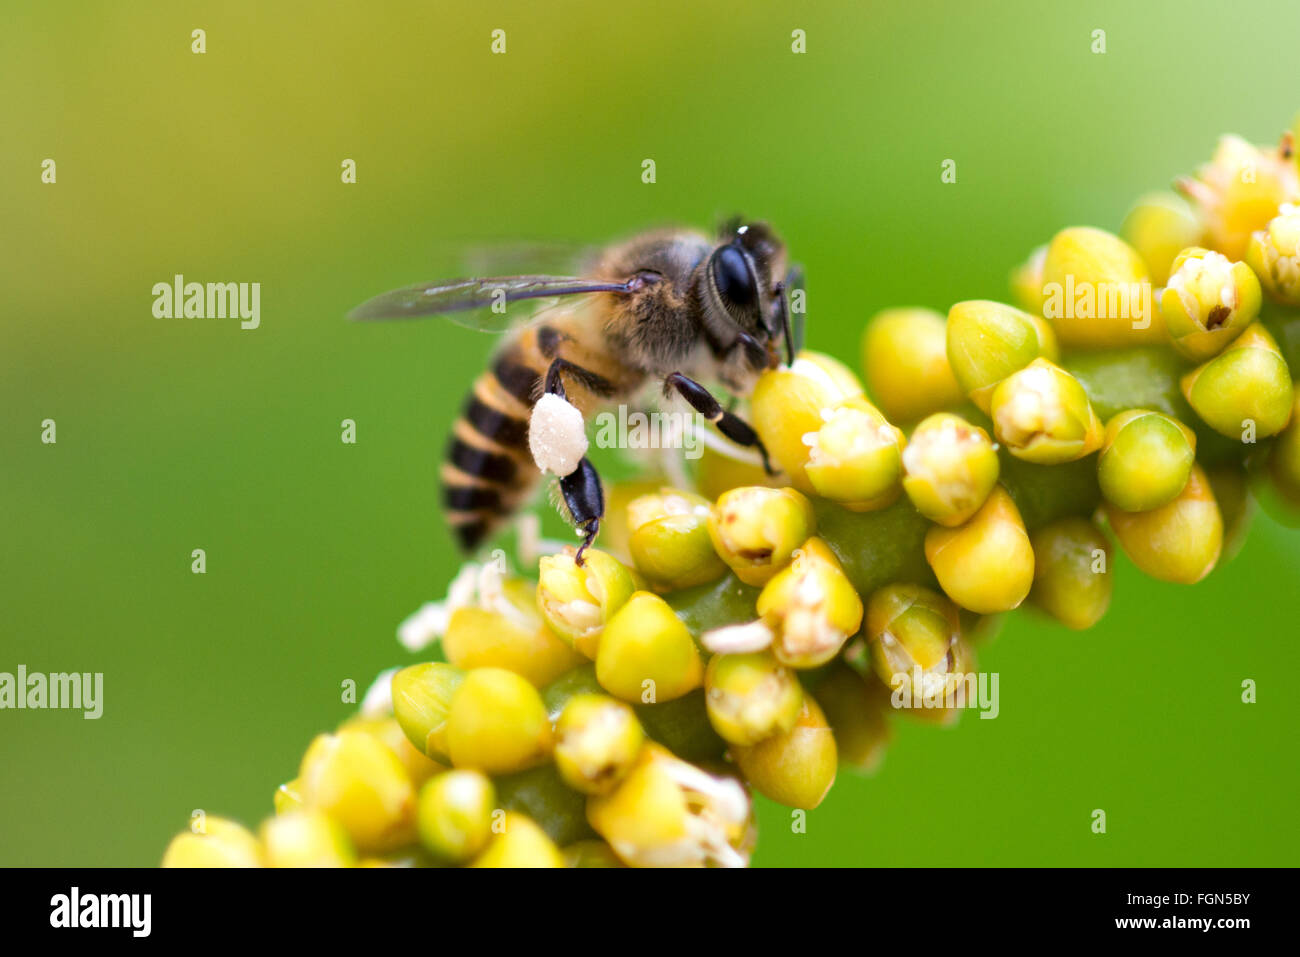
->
(442, 351), (541, 552)
(441, 312), (634, 552)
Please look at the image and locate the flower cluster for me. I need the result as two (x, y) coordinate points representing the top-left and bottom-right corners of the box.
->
(163, 122), (1300, 868)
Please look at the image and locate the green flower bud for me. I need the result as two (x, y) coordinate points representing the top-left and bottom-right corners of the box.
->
(596, 591), (704, 704)
(536, 548), (637, 659)
(391, 662), (465, 763)
(416, 769), (495, 863)
(625, 488), (727, 589)
(755, 538), (864, 668)
(1120, 192), (1204, 283)
(707, 486), (815, 586)
(553, 694), (645, 794)
(901, 412), (1000, 526)
(1106, 464), (1222, 584)
(468, 811), (565, 868)
(1039, 226), (1162, 348)
(260, 810), (356, 868)
(1180, 324), (1294, 439)
(924, 486), (1035, 614)
(946, 299), (1059, 412)
(1159, 246), (1261, 360)
(1029, 517), (1113, 630)
(732, 694), (837, 810)
(703, 650), (803, 746)
(444, 668), (553, 774)
(161, 816), (263, 868)
(1097, 409), (1197, 512)
(802, 395), (905, 510)
(861, 307), (965, 423)
(587, 744), (752, 867)
(864, 583), (972, 708)
(989, 358), (1104, 464)
(600, 478), (670, 559)
(1246, 203), (1300, 306)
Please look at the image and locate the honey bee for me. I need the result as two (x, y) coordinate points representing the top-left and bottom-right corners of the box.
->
(350, 220), (803, 562)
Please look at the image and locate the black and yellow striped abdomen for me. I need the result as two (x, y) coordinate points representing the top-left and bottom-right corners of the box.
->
(441, 309), (640, 552)
(442, 352), (540, 551)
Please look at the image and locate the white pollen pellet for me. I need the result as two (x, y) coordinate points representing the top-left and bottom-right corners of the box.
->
(529, 392), (588, 476)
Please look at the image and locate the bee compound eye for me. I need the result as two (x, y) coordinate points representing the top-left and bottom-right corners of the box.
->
(712, 244), (757, 310)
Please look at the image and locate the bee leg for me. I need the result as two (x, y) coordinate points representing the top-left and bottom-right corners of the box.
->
(787, 264), (807, 353)
(663, 372), (775, 476)
(560, 457), (604, 565)
(543, 357), (616, 401)
(773, 263), (806, 365)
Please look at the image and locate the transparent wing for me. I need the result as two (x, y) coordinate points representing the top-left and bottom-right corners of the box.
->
(442, 239), (604, 278)
(348, 275), (634, 332)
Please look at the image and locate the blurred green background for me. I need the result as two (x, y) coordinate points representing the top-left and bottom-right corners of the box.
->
(3, 0), (1298, 866)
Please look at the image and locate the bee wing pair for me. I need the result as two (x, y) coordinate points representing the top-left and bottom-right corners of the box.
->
(348, 275), (635, 332)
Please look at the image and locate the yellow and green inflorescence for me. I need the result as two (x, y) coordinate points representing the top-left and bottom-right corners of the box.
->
(163, 123), (1300, 868)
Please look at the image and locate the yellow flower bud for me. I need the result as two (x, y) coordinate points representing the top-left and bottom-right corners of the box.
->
(587, 744), (752, 867)
(802, 395), (905, 510)
(536, 548), (637, 659)
(595, 591), (704, 704)
(989, 358), (1104, 464)
(861, 307), (965, 423)
(924, 487), (1035, 613)
(161, 816), (263, 868)
(756, 538), (864, 668)
(442, 579), (585, 687)
(261, 810), (356, 868)
(732, 695), (837, 810)
(444, 668), (554, 774)
(750, 351), (864, 492)
(298, 729), (418, 853)
(707, 486), (815, 586)
(469, 811), (565, 868)
(1160, 246), (1261, 360)
(1039, 226), (1163, 347)
(1106, 464), (1222, 584)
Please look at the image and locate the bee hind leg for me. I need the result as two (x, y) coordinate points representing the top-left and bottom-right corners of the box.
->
(559, 457), (604, 565)
(663, 372), (775, 476)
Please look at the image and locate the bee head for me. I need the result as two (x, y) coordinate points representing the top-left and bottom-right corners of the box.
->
(705, 221), (790, 369)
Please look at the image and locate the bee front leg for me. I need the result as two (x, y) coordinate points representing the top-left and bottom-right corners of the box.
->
(663, 372), (775, 475)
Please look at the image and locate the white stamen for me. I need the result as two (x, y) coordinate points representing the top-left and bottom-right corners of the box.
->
(702, 618), (776, 654)
(396, 555), (531, 652)
(359, 667), (399, 717)
(398, 601), (452, 652)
